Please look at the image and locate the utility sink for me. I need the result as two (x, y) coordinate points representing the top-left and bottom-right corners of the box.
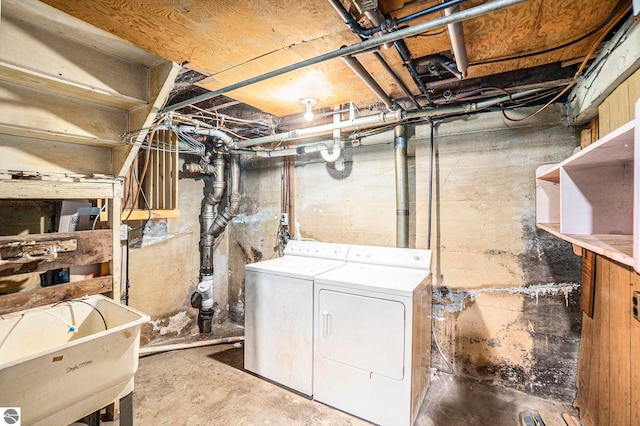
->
(0, 295), (149, 425)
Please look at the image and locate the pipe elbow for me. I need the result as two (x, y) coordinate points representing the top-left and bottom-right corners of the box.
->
(320, 145), (341, 163)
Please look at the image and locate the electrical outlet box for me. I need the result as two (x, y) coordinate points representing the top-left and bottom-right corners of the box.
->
(120, 224), (130, 241)
(280, 213), (289, 226)
(633, 291), (640, 322)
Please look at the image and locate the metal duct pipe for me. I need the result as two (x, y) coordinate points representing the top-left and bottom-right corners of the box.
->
(341, 55), (395, 110)
(394, 125), (409, 248)
(444, 5), (469, 78)
(236, 110), (404, 148)
(162, 0), (528, 113)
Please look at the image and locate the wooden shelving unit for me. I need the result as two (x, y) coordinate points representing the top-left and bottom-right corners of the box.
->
(536, 102), (638, 271)
(0, 1), (178, 309)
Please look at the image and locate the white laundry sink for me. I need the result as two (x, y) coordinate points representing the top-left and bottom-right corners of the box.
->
(0, 294), (149, 425)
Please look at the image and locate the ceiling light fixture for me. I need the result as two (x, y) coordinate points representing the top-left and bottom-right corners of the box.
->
(301, 98), (317, 122)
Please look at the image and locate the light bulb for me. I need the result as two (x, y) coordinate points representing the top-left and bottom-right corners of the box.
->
(304, 110), (314, 122)
(301, 98), (317, 122)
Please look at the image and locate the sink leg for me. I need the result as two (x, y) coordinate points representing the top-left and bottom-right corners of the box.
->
(119, 392), (133, 426)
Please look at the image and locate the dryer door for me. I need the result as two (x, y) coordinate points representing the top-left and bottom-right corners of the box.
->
(317, 289), (406, 380)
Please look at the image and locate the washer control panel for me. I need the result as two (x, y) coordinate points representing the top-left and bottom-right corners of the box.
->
(284, 240), (350, 261)
(347, 245), (432, 270)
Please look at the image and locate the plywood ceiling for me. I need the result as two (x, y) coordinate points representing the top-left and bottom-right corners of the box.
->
(41, 0), (623, 117)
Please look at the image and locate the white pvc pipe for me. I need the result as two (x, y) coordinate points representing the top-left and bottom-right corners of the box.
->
(197, 275), (215, 310)
(321, 109), (343, 162)
(139, 336), (245, 356)
(320, 140), (341, 162)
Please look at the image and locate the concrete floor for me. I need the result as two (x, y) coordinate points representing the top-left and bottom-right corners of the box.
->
(125, 341), (575, 426)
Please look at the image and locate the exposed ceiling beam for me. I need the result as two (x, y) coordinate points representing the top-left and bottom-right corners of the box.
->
(161, 0), (529, 114)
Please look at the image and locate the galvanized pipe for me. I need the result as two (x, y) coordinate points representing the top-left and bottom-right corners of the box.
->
(236, 110), (404, 148)
(396, 0), (471, 26)
(328, 0), (420, 108)
(373, 52), (421, 109)
(161, 0), (528, 113)
(235, 87), (550, 149)
(394, 125), (409, 248)
(341, 55), (395, 110)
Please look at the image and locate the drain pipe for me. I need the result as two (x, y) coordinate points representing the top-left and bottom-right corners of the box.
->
(191, 154), (242, 334)
(209, 155), (241, 239)
(322, 108), (343, 163)
(444, 4), (469, 78)
(178, 126), (237, 149)
(394, 125), (409, 248)
(341, 55), (395, 110)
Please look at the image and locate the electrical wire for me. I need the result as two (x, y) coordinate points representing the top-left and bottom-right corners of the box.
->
(426, 120), (453, 375)
(91, 203), (108, 230)
(53, 299), (108, 331)
(124, 129), (154, 221)
(470, 0), (629, 67)
(500, 1), (631, 123)
(432, 327), (454, 374)
(29, 309), (78, 333)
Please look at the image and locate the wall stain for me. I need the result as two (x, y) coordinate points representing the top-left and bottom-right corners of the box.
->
(519, 213), (581, 285)
(251, 247), (263, 262)
(437, 286), (581, 401)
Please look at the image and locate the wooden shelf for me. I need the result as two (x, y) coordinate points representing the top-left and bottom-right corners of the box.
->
(535, 100), (639, 272)
(537, 223), (634, 267)
(537, 120), (635, 182)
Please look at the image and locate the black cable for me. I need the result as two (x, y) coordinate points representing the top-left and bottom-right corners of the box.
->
(470, 0), (627, 66)
(53, 299), (108, 331)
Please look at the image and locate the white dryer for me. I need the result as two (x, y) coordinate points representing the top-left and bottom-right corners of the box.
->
(313, 245), (432, 425)
(244, 240), (349, 396)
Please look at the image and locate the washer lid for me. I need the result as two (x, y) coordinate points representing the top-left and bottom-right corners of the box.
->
(314, 263), (430, 296)
(245, 256), (345, 279)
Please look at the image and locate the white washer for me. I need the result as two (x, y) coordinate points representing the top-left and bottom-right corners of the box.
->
(244, 240), (349, 396)
(313, 245), (432, 426)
